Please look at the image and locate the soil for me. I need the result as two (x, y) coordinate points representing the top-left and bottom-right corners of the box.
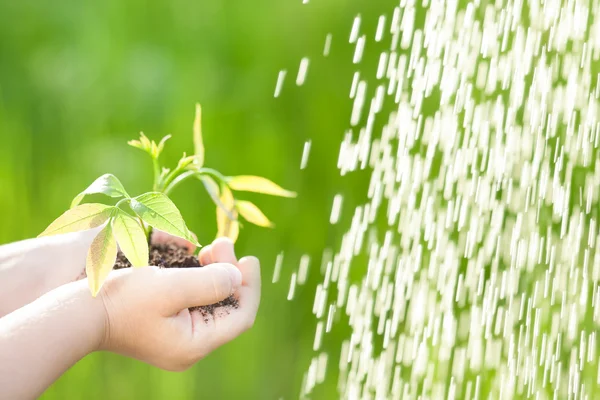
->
(113, 242), (239, 322)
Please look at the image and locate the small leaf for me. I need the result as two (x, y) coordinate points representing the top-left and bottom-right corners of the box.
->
(112, 210), (149, 268)
(227, 175), (297, 198)
(128, 139), (143, 150)
(39, 204), (115, 237)
(158, 167), (171, 187)
(176, 153), (197, 170)
(216, 186), (239, 242)
(236, 200), (274, 228)
(128, 132), (153, 154)
(140, 132), (152, 150)
(71, 174), (130, 208)
(193, 103), (205, 168)
(86, 222), (118, 297)
(130, 192), (200, 247)
(151, 141), (159, 158)
(157, 135), (172, 155)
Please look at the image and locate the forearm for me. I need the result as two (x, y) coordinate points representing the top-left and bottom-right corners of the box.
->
(0, 279), (105, 399)
(0, 229), (98, 316)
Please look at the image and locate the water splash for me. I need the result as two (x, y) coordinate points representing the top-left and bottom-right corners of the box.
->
(280, 0), (600, 398)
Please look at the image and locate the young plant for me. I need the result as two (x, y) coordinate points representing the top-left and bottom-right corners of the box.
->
(39, 104), (296, 296)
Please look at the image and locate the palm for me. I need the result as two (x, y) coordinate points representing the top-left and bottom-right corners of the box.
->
(168, 238), (260, 358)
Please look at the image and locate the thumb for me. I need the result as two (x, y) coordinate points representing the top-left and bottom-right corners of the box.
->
(159, 263), (242, 314)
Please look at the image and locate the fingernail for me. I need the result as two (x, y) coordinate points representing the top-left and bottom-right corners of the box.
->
(224, 264), (242, 290)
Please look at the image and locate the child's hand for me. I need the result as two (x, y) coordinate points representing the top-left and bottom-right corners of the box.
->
(0, 227), (201, 317)
(98, 238), (260, 371)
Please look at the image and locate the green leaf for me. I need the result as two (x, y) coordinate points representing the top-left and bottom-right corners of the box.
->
(39, 204), (115, 237)
(227, 175), (297, 198)
(71, 174), (130, 208)
(112, 210), (148, 268)
(236, 200), (274, 228)
(86, 222), (118, 297)
(193, 103), (205, 168)
(130, 192), (200, 247)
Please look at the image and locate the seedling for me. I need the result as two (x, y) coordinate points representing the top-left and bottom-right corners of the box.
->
(39, 105), (296, 296)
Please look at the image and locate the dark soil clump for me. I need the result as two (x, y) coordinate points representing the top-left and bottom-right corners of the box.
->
(114, 243), (239, 321)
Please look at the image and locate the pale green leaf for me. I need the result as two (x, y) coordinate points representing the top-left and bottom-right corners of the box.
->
(236, 200), (274, 228)
(227, 175), (297, 198)
(193, 103), (205, 167)
(71, 174), (130, 208)
(130, 192), (200, 247)
(216, 186), (239, 242)
(112, 210), (149, 268)
(86, 222), (118, 297)
(39, 204), (115, 237)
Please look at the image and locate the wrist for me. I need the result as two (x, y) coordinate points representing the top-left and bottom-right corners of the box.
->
(0, 275), (108, 399)
(39, 278), (109, 355)
(0, 229), (100, 317)
(37, 229), (100, 290)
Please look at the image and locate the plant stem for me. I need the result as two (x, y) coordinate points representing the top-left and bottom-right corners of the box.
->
(115, 198), (151, 240)
(163, 168), (230, 196)
(163, 170), (194, 195)
(138, 216), (151, 241)
(115, 198), (129, 208)
(160, 167), (186, 193)
(198, 168), (229, 185)
(152, 158), (160, 192)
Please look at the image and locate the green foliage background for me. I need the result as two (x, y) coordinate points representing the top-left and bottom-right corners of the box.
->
(0, 0), (396, 398)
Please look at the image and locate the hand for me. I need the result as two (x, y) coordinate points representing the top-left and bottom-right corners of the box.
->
(98, 238), (260, 371)
(0, 237), (259, 398)
(0, 229), (99, 317)
(0, 228), (201, 317)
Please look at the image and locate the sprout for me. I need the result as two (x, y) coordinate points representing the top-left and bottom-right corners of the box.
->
(40, 104), (295, 296)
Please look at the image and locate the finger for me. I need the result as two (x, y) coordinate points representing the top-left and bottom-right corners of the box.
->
(151, 229), (197, 255)
(159, 263), (242, 314)
(238, 256), (261, 288)
(235, 256), (261, 326)
(198, 245), (213, 266)
(199, 256), (261, 346)
(210, 237), (238, 264)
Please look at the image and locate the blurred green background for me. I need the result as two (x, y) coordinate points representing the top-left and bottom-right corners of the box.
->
(0, 0), (395, 398)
